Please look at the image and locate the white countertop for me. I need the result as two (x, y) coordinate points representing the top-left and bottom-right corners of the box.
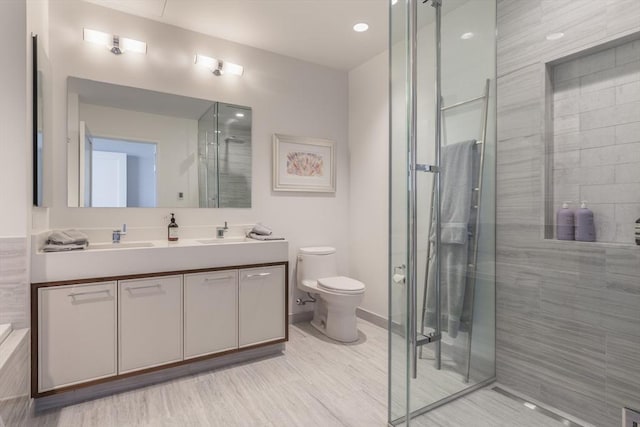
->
(31, 236), (289, 283)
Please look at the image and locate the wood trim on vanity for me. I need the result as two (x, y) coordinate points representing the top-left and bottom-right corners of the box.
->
(30, 261), (289, 399)
(31, 261), (288, 287)
(30, 277), (39, 401)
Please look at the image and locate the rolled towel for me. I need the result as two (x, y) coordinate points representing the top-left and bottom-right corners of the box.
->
(250, 223), (273, 236)
(247, 232), (284, 241)
(47, 229), (89, 246)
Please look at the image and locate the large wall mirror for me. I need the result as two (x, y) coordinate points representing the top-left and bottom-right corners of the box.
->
(33, 34), (45, 207)
(67, 77), (252, 208)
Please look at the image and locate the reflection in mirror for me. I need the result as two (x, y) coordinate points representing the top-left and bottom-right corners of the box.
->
(33, 34), (44, 206)
(198, 103), (252, 208)
(67, 77), (252, 208)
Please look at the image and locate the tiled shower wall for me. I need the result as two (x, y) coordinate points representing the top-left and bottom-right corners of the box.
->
(0, 238), (28, 329)
(496, 1), (640, 426)
(552, 40), (640, 243)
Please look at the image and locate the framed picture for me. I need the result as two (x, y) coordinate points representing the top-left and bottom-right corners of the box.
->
(272, 134), (336, 192)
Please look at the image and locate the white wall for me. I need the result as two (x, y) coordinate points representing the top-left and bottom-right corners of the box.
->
(47, 0), (350, 315)
(348, 51), (389, 319)
(78, 103), (199, 208)
(0, 0), (31, 333)
(0, 0), (29, 238)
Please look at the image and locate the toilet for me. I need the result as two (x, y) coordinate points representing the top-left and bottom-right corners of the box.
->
(296, 247), (365, 343)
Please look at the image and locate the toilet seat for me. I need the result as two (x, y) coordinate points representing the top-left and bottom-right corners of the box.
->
(317, 276), (365, 294)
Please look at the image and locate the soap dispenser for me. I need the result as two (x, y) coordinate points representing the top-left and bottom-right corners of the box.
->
(575, 201), (595, 242)
(556, 201), (575, 241)
(168, 213), (179, 242)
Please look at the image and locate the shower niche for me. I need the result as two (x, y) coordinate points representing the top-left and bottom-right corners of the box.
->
(545, 36), (640, 244)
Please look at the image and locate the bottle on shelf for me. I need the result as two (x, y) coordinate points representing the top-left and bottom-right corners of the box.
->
(575, 201), (595, 242)
(556, 201), (575, 241)
(168, 213), (179, 242)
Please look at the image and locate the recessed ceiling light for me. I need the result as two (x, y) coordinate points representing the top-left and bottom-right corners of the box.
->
(460, 32), (474, 40)
(353, 23), (369, 32)
(546, 32), (564, 41)
(235, 113), (244, 118)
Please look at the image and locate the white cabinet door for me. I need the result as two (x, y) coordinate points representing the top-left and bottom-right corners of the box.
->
(39, 282), (117, 392)
(119, 275), (183, 374)
(238, 265), (286, 347)
(184, 270), (238, 359)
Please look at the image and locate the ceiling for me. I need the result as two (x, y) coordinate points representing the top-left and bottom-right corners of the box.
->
(83, 0), (389, 71)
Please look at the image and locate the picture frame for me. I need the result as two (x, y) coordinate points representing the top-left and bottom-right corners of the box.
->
(272, 134), (336, 193)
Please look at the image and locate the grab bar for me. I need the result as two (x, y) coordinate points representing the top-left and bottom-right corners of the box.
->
(408, 0), (419, 380)
(409, 0), (444, 380)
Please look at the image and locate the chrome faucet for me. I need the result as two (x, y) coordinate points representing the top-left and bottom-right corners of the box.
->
(216, 221), (229, 239)
(112, 224), (127, 243)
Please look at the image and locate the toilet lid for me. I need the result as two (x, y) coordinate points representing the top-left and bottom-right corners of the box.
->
(299, 246), (335, 255)
(317, 276), (365, 294)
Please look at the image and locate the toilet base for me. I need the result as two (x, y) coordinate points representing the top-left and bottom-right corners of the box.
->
(310, 295), (361, 343)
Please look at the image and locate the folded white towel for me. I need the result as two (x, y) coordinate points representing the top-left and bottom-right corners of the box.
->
(47, 229), (89, 245)
(250, 223), (273, 236)
(247, 232), (284, 241)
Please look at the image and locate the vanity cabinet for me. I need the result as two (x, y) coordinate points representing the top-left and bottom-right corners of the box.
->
(239, 266), (286, 347)
(118, 275), (183, 374)
(38, 282), (117, 392)
(184, 271), (238, 359)
(32, 261), (288, 398)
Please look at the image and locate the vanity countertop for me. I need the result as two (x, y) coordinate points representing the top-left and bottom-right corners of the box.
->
(31, 237), (289, 283)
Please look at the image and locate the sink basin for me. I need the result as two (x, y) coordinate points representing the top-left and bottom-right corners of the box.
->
(88, 242), (156, 250)
(197, 237), (248, 244)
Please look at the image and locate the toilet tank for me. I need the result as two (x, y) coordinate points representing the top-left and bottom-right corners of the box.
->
(297, 247), (338, 283)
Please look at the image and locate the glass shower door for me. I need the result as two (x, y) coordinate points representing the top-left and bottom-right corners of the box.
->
(389, 0), (496, 425)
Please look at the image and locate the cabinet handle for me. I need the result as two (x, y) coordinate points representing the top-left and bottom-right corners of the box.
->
(125, 284), (161, 292)
(204, 276), (233, 282)
(68, 289), (110, 298)
(245, 272), (271, 279)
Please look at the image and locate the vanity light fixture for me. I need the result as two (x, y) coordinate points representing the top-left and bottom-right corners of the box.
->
(235, 113), (245, 118)
(83, 28), (147, 55)
(195, 54), (244, 77)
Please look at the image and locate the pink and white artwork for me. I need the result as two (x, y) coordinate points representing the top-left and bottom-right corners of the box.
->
(286, 152), (324, 177)
(273, 134), (336, 192)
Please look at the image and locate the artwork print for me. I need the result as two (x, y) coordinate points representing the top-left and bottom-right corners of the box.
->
(286, 152), (324, 177)
(273, 134), (336, 192)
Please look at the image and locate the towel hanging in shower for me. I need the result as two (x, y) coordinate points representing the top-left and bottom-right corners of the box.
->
(424, 139), (477, 339)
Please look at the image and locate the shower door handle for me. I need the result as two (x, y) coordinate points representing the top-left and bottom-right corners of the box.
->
(409, 0), (443, 380)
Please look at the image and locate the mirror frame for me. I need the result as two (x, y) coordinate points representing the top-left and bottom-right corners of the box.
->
(32, 33), (40, 206)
